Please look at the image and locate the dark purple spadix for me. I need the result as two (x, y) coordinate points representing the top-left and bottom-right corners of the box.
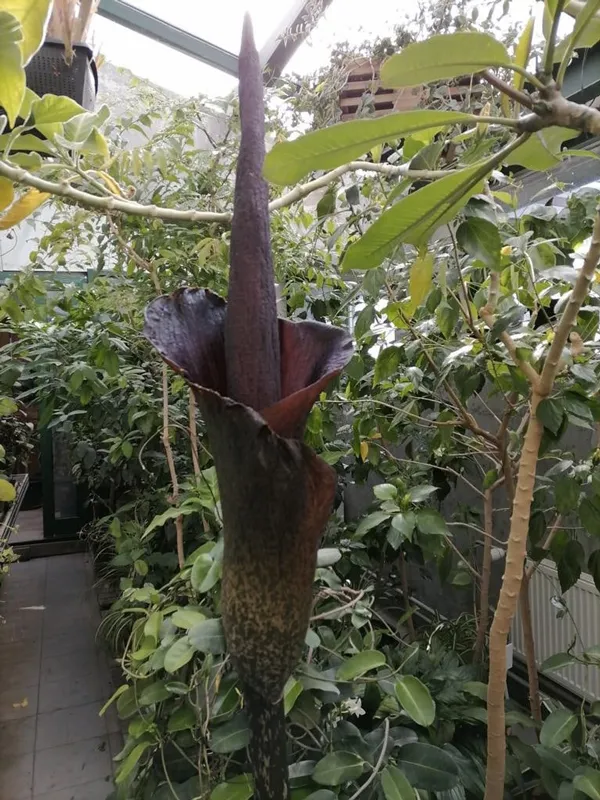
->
(225, 14), (281, 411)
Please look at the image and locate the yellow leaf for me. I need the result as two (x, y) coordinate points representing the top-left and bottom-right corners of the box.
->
(407, 251), (434, 316)
(0, 178), (14, 211)
(12, 696), (28, 708)
(513, 17), (535, 92)
(478, 102), (491, 135)
(97, 170), (123, 196)
(2, 0), (52, 63)
(0, 10), (26, 127)
(360, 441), (369, 462)
(0, 478), (16, 502)
(0, 188), (50, 230)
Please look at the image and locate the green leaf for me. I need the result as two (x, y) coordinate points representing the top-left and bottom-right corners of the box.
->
(537, 398), (565, 436)
(211, 714), (251, 754)
(540, 709), (578, 747)
(210, 774), (254, 800)
(32, 94), (85, 125)
(555, 477), (580, 514)
(557, 539), (584, 592)
(589, 550), (600, 593)
(513, 18), (535, 91)
(381, 32), (510, 87)
(540, 652), (577, 672)
(312, 751), (365, 786)
(560, 0), (600, 68)
(0, 11), (26, 128)
(506, 129), (578, 171)
(408, 484), (438, 503)
(395, 676), (436, 727)
(263, 110), (478, 185)
(188, 618), (226, 654)
(336, 650), (386, 681)
(573, 768), (600, 800)
(416, 509), (448, 536)
(374, 483), (398, 501)
(283, 676), (303, 715)
(355, 510), (390, 537)
(304, 792), (338, 800)
(171, 608), (206, 630)
(580, 495), (600, 538)
(407, 251), (434, 314)
(191, 553), (213, 591)
(163, 638), (195, 673)
(342, 166), (486, 271)
(116, 742), (152, 785)
(317, 548), (342, 567)
(381, 766), (417, 800)
(456, 217), (501, 269)
(374, 346), (401, 383)
(167, 705), (196, 733)
(0, 478), (16, 502)
(396, 742), (459, 791)
(0, 396), (18, 416)
(61, 105), (110, 145)
(391, 511), (416, 539)
(2, 0), (52, 63)
(436, 302), (459, 339)
(139, 681), (171, 706)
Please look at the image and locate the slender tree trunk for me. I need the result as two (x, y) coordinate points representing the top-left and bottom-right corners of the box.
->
(399, 549), (416, 640)
(484, 211), (600, 800)
(475, 489), (493, 662)
(519, 573), (542, 724)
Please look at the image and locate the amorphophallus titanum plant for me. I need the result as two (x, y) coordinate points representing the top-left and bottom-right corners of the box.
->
(144, 15), (353, 800)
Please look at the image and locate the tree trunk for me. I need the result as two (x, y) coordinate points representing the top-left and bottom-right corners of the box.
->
(244, 685), (289, 800)
(475, 489), (493, 662)
(519, 573), (542, 724)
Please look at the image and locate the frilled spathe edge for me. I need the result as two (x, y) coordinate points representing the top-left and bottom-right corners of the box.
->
(143, 287), (353, 439)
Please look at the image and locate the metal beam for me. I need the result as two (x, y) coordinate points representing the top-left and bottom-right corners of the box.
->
(562, 43), (600, 105)
(97, 0), (239, 77)
(261, 0), (335, 82)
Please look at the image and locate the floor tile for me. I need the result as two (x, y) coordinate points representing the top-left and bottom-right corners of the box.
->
(0, 751), (34, 799)
(36, 702), (108, 751)
(39, 672), (110, 715)
(33, 776), (114, 800)
(0, 716), (36, 757)
(0, 656), (40, 692)
(40, 650), (103, 686)
(0, 639), (41, 667)
(33, 736), (113, 795)
(41, 630), (98, 659)
(0, 683), (39, 722)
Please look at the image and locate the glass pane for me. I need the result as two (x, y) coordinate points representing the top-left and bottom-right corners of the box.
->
(94, 17), (237, 97)
(120, 0), (297, 53)
(52, 432), (78, 520)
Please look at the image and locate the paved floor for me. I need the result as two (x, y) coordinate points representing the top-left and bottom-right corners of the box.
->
(0, 553), (121, 800)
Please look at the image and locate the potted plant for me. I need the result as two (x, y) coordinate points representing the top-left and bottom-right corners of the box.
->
(26, 0), (99, 109)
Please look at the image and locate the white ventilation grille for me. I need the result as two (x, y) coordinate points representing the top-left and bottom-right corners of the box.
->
(512, 559), (600, 702)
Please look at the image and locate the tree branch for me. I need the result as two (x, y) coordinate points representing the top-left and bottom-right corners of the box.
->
(481, 70), (533, 110)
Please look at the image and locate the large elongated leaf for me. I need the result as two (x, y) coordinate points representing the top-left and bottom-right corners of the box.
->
(513, 18), (535, 92)
(342, 166), (485, 271)
(0, 11), (25, 127)
(574, 768), (600, 800)
(210, 774), (253, 800)
(0, 188), (50, 230)
(380, 33), (511, 87)
(506, 129), (578, 171)
(540, 709), (578, 747)
(337, 650), (386, 680)
(264, 110), (478, 185)
(2, 0), (52, 63)
(381, 765), (417, 800)
(312, 751), (365, 786)
(395, 676), (436, 727)
(210, 714), (251, 754)
(397, 742), (459, 791)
